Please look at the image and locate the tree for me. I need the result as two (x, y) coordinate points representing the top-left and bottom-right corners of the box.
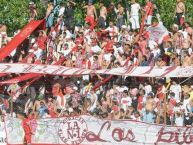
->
(1, 0), (193, 36)
(0, 0), (46, 36)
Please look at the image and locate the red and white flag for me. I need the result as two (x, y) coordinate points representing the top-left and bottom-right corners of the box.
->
(147, 22), (169, 44)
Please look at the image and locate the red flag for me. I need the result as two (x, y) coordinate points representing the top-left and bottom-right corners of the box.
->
(0, 20), (44, 60)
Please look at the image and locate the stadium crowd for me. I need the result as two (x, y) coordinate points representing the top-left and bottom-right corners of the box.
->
(0, 0), (192, 129)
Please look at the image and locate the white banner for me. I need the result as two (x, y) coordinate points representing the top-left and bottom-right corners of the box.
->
(0, 63), (193, 78)
(5, 115), (193, 145)
(0, 121), (6, 145)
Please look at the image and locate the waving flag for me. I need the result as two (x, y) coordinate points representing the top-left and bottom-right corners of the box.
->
(147, 22), (169, 44)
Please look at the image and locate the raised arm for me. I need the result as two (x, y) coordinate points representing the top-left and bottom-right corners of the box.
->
(93, 6), (98, 19)
(69, 0), (76, 6)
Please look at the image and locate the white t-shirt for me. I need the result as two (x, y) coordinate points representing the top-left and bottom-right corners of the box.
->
(152, 48), (160, 58)
(121, 97), (132, 111)
(113, 46), (123, 56)
(61, 49), (71, 57)
(144, 85), (152, 96)
(56, 95), (66, 109)
(105, 26), (118, 37)
(103, 53), (112, 62)
(170, 84), (182, 101)
(91, 45), (102, 53)
(65, 30), (72, 39)
(130, 3), (141, 16)
(34, 48), (43, 59)
(175, 116), (183, 126)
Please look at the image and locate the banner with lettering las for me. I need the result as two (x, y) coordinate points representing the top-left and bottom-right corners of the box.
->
(5, 115), (193, 145)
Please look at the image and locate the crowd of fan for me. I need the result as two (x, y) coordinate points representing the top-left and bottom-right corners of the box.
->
(0, 0), (193, 126)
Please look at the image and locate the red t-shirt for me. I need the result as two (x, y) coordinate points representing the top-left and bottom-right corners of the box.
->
(137, 96), (143, 111)
(22, 118), (31, 133)
(48, 106), (57, 118)
(37, 36), (47, 50)
(22, 118), (32, 143)
(144, 2), (153, 16)
(157, 85), (165, 101)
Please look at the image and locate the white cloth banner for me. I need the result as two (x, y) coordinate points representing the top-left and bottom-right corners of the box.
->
(0, 121), (6, 145)
(0, 63), (193, 78)
(5, 115), (193, 145)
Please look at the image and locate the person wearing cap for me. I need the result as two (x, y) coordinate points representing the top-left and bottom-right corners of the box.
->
(84, 0), (97, 30)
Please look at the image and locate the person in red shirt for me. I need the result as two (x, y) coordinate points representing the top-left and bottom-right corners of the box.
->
(36, 30), (47, 50)
(156, 80), (166, 102)
(17, 112), (32, 145)
(138, 89), (145, 111)
(144, 0), (154, 26)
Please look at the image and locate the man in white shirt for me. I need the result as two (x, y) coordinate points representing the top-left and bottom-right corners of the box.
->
(130, 0), (141, 30)
(105, 21), (118, 41)
(91, 44), (102, 54)
(144, 81), (152, 97)
(169, 80), (182, 102)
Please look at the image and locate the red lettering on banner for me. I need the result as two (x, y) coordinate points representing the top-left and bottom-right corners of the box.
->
(67, 122), (80, 139)
(119, 66), (135, 75)
(161, 66), (176, 77)
(0, 65), (11, 72)
(51, 67), (66, 75)
(26, 65), (59, 74)
(72, 69), (89, 75)
(112, 128), (135, 142)
(124, 66), (134, 74)
(86, 121), (111, 142)
(22, 64), (35, 73)
(86, 121), (136, 143)
(26, 66), (47, 73)
(141, 66), (154, 75)
(57, 68), (75, 75)
(156, 127), (193, 144)
(176, 67), (193, 77)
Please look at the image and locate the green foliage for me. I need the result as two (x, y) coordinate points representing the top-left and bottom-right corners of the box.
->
(0, 0), (46, 36)
(154, 0), (193, 29)
(1, 0), (193, 36)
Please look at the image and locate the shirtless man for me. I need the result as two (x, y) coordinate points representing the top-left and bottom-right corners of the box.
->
(0, 23), (7, 48)
(175, 0), (185, 26)
(29, 1), (37, 21)
(84, 0), (97, 30)
(98, 2), (107, 29)
(182, 51), (192, 66)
